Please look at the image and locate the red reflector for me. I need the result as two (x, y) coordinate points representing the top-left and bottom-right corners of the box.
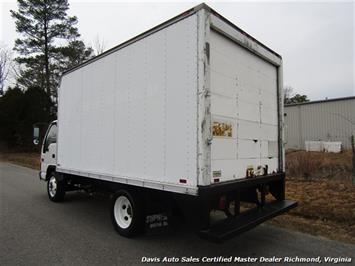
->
(214, 178), (220, 183)
(179, 179), (187, 184)
(219, 196), (226, 210)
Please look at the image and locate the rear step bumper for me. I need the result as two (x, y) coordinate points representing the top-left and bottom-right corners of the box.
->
(198, 200), (297, 243)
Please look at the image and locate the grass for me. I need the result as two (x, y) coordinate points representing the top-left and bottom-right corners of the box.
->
(0, 152), (40, 170)
(286, 150), (353, 180)
(268, 178), (355, 245)
(272, 150), (355, 244)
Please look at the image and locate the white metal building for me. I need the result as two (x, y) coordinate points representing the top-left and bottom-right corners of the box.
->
(284, 96), (355, 150)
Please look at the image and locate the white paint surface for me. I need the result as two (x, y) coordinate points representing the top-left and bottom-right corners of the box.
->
(58, 14), (198, 190)
(210, 29), (280, 182)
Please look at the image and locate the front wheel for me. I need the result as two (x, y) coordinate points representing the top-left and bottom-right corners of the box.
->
(47, 172), (66, 202)
(110, 189), (145, 237)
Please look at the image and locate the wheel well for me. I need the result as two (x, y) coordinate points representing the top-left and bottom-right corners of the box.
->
(45, 165), (56, 181)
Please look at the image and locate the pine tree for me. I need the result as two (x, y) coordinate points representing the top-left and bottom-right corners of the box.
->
(57, 39), (94, 71)
(11, 0), (93, 102)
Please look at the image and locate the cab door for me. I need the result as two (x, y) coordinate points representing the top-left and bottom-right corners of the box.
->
(40, 123), (57, 179)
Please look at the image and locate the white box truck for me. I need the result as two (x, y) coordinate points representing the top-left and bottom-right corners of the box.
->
(35, 3), (297, 242)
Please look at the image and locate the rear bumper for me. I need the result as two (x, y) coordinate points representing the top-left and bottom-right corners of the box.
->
(198, 199), (297, 242)
(192, 173), (297, 242)
(198, 172), (285, 196)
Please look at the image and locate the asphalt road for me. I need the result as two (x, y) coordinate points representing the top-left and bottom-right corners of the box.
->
(0, 162), (354, 266)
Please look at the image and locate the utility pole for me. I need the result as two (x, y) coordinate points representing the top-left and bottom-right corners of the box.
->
(330, 112), (355, 184)
(352, 135), (355, 184)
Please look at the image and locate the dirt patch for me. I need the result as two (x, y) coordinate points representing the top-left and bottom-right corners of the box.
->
(0, 152), (40, 170)
(269, 214), (355, 245)
(268, 179), (355, 245)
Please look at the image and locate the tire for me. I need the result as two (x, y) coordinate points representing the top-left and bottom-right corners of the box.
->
(110, 189), (145, 237)
(47, 172), (66, 202)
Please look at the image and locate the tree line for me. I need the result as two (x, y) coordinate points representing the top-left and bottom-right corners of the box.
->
(0, 0), (310, 151)
(1, 0), (96, 150)
(284, 86), (309, 105)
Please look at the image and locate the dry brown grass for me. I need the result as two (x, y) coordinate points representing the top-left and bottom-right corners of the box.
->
(269, 179), (355, 244)
(269, 214), (355, 245)
(281, 150), (355, 244)
(286, 150), (353, 180)
(0, 152), (40, 170)
(285, 179), (355, 224)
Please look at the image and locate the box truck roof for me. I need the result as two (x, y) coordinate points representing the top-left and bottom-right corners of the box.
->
(62, 3), (281, 77)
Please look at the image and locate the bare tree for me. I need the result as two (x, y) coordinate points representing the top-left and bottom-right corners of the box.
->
(283, 86), (294, 103)
(93, 35), (106, 55)
(0, 45), (13, 94)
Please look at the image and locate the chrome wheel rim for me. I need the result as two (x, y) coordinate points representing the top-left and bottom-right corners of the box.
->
(114, 195), (133, 229)
(48, 176), (57, 197)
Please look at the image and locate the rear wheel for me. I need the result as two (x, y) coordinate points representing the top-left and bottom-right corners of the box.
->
(47, 172), (66, 202)
(110, 189), (145, 237)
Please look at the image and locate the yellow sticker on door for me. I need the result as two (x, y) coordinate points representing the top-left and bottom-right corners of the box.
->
(213, 121), (233, 137)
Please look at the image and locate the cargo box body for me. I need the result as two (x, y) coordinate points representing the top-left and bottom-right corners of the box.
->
(57, 5), (283, 196)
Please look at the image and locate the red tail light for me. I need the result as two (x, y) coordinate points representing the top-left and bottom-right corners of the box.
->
(219, 196), (226, 210)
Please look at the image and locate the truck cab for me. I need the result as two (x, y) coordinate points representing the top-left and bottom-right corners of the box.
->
(39, 121), (57, 181)
(36, 121), (66, 202)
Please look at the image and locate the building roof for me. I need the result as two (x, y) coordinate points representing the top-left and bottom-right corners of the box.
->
(285, 96), (355, 107)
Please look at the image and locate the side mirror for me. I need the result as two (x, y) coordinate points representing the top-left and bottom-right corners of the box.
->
(33, 127), (40, 145)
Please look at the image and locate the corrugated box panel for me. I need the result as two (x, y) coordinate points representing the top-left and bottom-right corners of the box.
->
(58, 14), (198, 188)
(210, 29), (280, 182)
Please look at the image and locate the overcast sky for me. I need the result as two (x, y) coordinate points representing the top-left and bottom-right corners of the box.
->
(1, 0), (354, 100)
